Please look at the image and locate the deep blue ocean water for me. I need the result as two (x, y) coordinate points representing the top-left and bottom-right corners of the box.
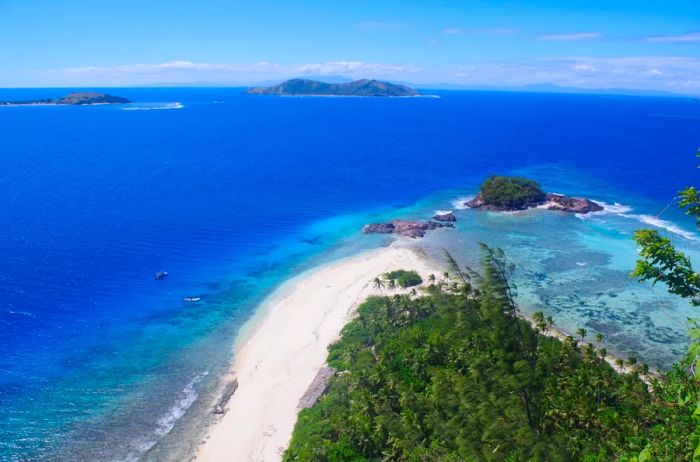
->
(0, 88), (699, 461)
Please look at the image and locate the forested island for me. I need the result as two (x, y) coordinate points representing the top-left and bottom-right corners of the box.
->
(0, 92), (130, 106)
(466, 175), (604, 213)
(245, 78), (419, 97)
(284, 246), (696, 461)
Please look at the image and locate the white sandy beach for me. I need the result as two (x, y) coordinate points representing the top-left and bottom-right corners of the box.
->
(195, 244), (442, 462)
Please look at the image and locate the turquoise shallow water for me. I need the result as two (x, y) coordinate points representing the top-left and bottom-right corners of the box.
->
(416, 176), (700, 370)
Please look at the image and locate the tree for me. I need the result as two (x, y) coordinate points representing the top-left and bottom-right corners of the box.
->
(372, 277), (385, 294)
(577, 328), (587, 345)
(428, 273), (436, 285)
(631, 148), (700, 459)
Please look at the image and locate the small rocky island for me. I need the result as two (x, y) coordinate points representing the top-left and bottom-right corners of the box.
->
(363, 219), (455, 238)
(0, 92), (131, 106)
(246, 78), (419, 97)
(465, 175), (603, 214)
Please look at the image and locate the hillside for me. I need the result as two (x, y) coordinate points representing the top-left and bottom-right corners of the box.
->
(245, 78), (419, 96)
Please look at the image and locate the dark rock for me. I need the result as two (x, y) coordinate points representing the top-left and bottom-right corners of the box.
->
(298, 367), (336, 409)
(545, 193), (603, 214)
(213, 379), (238, 415)
(433, 212), (456, 222)
(465, 192), (603, 214)
(363, 219), (453, 238)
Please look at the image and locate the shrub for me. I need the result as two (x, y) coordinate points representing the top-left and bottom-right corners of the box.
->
(385, 269), (422, 288)
(479, 175), (546, 209)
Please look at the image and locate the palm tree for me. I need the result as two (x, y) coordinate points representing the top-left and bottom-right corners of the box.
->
(372, 277), (385, 294)
(576, 328), (587, 344)
(386, 278), (397, 291)
(428, 274), (436, 285)
(594, 333), (604, 345)
(443, 272), (450, 282)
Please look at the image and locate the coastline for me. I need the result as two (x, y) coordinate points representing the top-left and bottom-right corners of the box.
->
(193, 242), (443, 462)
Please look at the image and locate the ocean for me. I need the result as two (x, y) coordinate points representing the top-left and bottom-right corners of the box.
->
(0, 88), (699, 461)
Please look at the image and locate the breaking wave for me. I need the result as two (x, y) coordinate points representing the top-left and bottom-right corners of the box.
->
(451, 196), (473, 210)
(584, 201), (696, 240)
(123, 371), (208, 461)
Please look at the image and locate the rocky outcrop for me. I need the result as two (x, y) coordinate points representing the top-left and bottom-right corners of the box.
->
(212, 379), (238, 415)
(465, 192), (603, 214)
(544, 193), (603, 214)
(433, 212), (456, 222)
(363, 219), (454, 238)
(298, 367), (336, 409)
(465, 194), (536, 212)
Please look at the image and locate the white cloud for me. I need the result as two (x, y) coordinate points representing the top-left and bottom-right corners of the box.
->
(15, 57), (700, 94)
(23, 60), (420, 86)
(647, 31), (700, 43)
(571, 64), (596, 72)
(443, 28), (466, 35)
(538, 32), (602, 41)
(451, 56), (700, 93)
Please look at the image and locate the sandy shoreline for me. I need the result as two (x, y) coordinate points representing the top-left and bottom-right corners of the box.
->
(195, 244), (442, 462)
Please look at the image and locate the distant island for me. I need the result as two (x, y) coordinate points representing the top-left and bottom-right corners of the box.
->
(245, 78), (419, 97)
(466, 175), (604, 214)
(0, 92), (131, 106)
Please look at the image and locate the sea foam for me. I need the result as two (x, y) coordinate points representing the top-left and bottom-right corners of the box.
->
(583, 200), (697, 240)
(126, 371), (208, 460)
(122, 102), (184, 111)
(452, 196), (473, 210)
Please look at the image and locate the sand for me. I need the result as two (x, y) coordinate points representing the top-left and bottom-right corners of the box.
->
(195, 244), (441, 462)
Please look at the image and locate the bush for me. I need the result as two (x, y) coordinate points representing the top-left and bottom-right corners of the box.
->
(283, 246), (695, 461)
(385, 269), (422, 287)
(480, 175), (546, 209)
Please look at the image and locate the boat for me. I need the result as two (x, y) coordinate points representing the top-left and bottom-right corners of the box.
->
(154, 271), (168, 280)
(184, 297), (201, 303)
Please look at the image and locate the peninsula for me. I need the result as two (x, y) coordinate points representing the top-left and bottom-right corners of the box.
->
(245, 78), (419, 97)
(0, 92), (131, 106)
(465, 175), (604, 214)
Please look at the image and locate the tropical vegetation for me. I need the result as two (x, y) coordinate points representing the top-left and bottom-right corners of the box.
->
(479, 175), (546, 209)
(284, 245), (696, 461)
(384, 269), (423, 288)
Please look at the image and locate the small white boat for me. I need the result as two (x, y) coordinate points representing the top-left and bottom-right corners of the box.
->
(183, 297), (201, 303)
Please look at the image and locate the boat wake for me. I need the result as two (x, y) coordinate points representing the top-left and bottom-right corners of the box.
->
(122, 102), (184, 111)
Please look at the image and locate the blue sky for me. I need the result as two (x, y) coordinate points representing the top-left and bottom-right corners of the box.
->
(1, 0), (699, 92)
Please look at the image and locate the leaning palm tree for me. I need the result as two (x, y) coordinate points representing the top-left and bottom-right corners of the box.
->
(594, 333), (604, 345)
(372, 277), (385, 294)
(386, 278), (397, 291)
(576, 328), (587, 344)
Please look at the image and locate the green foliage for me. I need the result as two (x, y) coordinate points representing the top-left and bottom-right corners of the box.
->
(384, 270), (423, 288)
(631, 229), (700, 305)
(285, 246), (695, 461)
(479, 175), (546, 209)
(630, 147), (700, 460)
